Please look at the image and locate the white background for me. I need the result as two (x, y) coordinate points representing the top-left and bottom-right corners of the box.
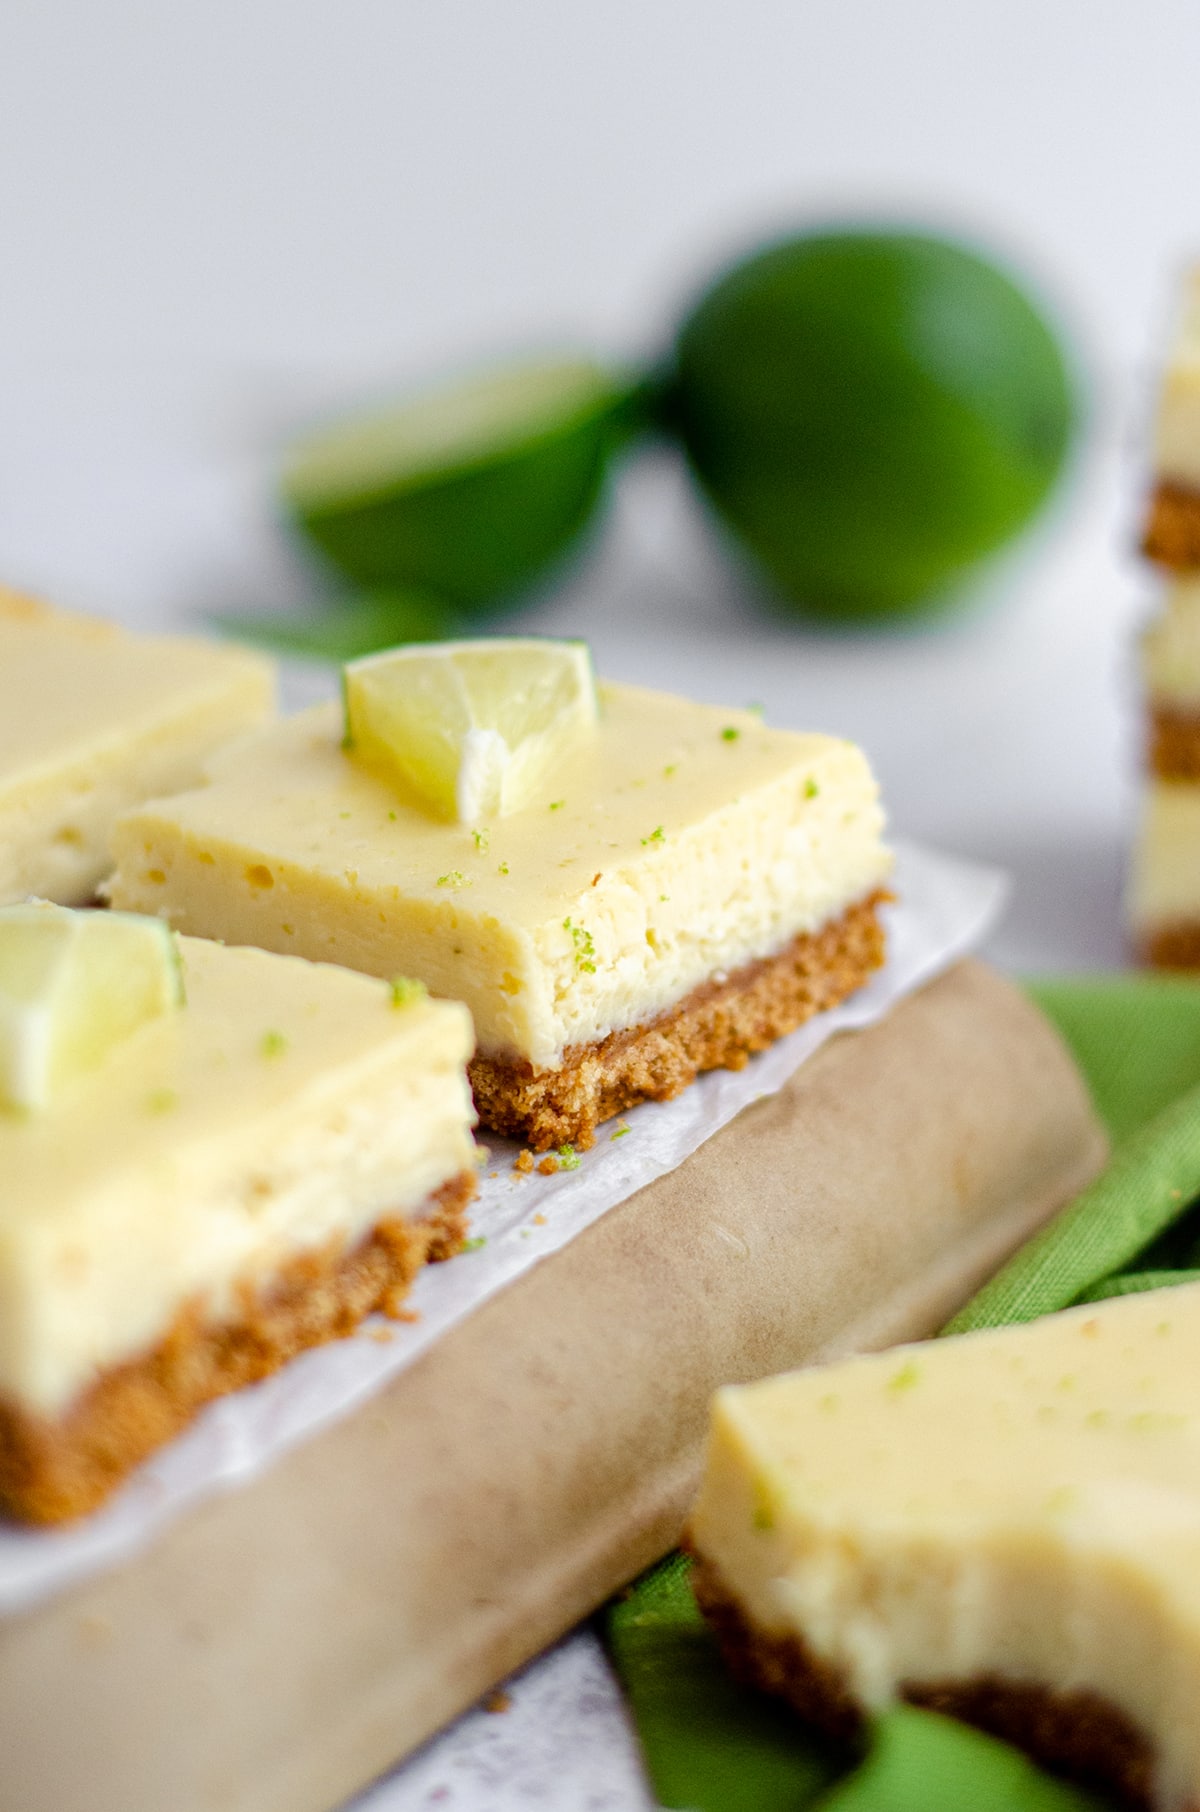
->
(0, 3), (1195, 1803)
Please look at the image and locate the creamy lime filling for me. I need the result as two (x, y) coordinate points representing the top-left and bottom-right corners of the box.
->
(1128, 782), (1200, 927)
(0, 593), (273, 906)
(690, 1291), (1200, 1810)
(1143, 582), (1200, 707)
(109, 686), (891, 1069)
(1154, 271), (1200, 490)
(0, 939), (475, 1414)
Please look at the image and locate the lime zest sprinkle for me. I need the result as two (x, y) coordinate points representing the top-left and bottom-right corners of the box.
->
(640, 825), (666, 846)
(389, 975), (428, 1008)
(461, 1235), (487, 1253)
(388, 810), (398, 821)
(557, 1142), (581, 1171)
(549, 799), (565, 812)
(721, 726), (740, 742)
(498, 862), (510, 876)
(472, 828), (489, 852)
(437, 870), (468, 889)
(611, 1121), (631, 1140)
(563, 917), (596, 974)
(663, 763), (677, 777)
(146, 1087), (179, 1115)
(746, 701), (765, 717)
(805, 778), (820, 799)
(887, 1359), (921, 1394)
(261, 1030), (289, 1059)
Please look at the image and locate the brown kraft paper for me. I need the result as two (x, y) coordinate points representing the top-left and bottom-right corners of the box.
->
(0, 959), (1108, 1812)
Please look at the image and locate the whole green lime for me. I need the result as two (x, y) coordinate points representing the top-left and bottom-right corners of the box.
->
(282, 356), (636, 611)
(668, 230), (1079, 621)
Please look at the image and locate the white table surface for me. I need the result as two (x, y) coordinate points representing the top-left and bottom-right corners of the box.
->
(0, 1), (1185, 1799)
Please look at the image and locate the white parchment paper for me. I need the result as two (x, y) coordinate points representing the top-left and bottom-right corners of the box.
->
(0, 840), (1006, 1615)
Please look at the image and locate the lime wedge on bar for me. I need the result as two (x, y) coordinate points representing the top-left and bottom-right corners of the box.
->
(0, 903), (184, 1112)
(283, 357), (633, 609)
(343, 637), (598, 822)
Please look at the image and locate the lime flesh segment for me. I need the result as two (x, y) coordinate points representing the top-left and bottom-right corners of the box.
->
(283, 357), (633, 609)
(0, 904), (184, 1112)
(343, 638), (598, 823)
(671, 229), (1079, 621)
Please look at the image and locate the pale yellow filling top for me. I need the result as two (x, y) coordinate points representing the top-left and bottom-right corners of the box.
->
(690, 1287), (1200, 1807)
(0, 590), (274, 906)
(1143, 580), (1200, 706)
(1153, 268), (1200, 488)
(109, 683), (891, 1068)
(0, 939), (475, 1413)
(1128, 781), (1200, 926)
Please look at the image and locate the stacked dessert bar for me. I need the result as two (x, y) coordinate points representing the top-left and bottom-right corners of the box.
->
(1130, 272), (1200, 963)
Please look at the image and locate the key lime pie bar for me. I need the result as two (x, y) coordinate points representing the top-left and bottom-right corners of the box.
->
(1128, 581), (1200, 964)
(0, 903), (476, 1524)
(1144, 267), (1200, 569)
(688, 1288), (1200, 1810)
(108, 641), (892, 1149)
(0, 588), (274, 907)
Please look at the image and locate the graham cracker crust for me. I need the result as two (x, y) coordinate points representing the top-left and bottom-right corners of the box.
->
(1144, 481), (1200, 569)
(1150, 706), (1200, 780)
(1137, 922), (1200, 971)
(469, 890), (889, 1152)
(688, 1550), (1165, 1810)
(0, 1171), (475, 1526)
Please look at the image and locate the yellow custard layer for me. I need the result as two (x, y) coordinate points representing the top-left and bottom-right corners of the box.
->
(1154, 268), (1200, 489)
(690, 1288), (1200, 1811)
(0, 939), (475, 1415)
(1143, 580), (1200, 707)
(0, 591), (274, 906)
(108, 684), (892, 1069)
(1128, 782), (1200, 929)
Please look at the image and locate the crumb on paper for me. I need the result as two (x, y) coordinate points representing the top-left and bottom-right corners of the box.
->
(368, 1327), (395, 1345)
(514, 1149), (534, 1174)
(77, 1613), (112, 1649)
(532, 1212), (547, 1226)
(538, 1155), (560, 1176)
(483, 1689), (512, 1714)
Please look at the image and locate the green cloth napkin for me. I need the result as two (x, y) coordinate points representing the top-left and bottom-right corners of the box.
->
(605, 975), (1200, 1812)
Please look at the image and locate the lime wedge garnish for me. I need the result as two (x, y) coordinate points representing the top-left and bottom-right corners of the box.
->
(0, 903), (184, 1112)
(283, 356), (632, 609)
(343, 637), (598, 822)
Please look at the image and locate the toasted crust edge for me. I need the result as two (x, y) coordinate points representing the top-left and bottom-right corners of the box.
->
(0, 1170), (476, 1525)
(469, 890), (889, 1151)
(687, 1548), (1163, 1811)
(1144, 481), (1200, 570)
(1137, 921), (1200, 970)
(1149, 706), (1200, 780)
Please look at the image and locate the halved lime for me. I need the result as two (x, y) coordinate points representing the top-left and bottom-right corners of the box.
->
(343, 637), (598, 822)
(283, 357), (634, 609)
(669, 230), (1079, 620)
(0, 903), (184, 1112)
